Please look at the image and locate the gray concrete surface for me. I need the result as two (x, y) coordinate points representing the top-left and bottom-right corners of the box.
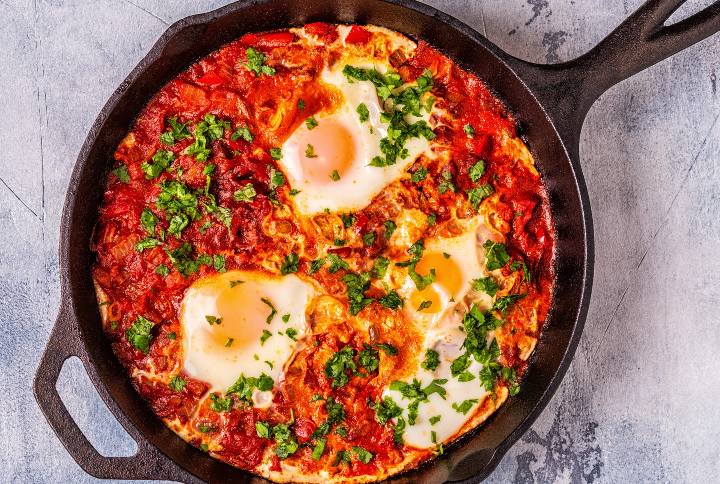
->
(1, 0), (718, 482)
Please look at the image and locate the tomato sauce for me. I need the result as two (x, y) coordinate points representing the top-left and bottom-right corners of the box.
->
(93, 24), (554, 481)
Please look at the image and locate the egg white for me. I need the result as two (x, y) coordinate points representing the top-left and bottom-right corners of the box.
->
(381, 217), (502, 449)
(280, 63), (432, 215)
(180, 270), (315, 408)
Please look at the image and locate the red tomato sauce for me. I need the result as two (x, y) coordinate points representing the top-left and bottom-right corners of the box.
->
(93, 24), (555, 481)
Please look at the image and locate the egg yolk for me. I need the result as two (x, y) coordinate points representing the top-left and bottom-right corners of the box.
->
(194, 278), (271, 351)
(297, 118), (355, 184)
(410, 253), (463, 313)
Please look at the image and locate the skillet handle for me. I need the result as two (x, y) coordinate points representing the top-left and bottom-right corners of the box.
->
(33, 304), (192, 481)
(505, 0), (720, 150)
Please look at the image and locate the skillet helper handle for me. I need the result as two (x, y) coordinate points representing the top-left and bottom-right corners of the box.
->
(33, 305), (187, 481)
(506, 0), (720, 148)
(575, 0), (720, 100)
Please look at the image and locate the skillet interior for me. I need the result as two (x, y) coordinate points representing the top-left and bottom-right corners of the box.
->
(61, 0), (590, 481)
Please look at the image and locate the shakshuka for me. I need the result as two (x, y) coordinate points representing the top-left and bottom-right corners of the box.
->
(92, 23), (555, 482)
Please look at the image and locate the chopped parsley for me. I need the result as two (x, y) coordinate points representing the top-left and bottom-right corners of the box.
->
(376, 342), (398, 356)
(266, 162), (286, 190)
(417, 300), (432, 311)
(112, 164), (130, 183)
(280, 252), (299, 274)
(372, 256), (390, 279)
(483, 240), (510, 270)
(184, 114), (230, 161)
(469, 159), (485, 182)
(383, 219), (397, 239)
(327, 253), (349, 273)
(492, 294), (525, 314)
(214, 257), (232, 273)
(255, 421), (271, 438)
(305, 144), (318, 158)
(285, 328), (298, 341)
(324, 346), (356, 388)
(168, 375), (186, 392)
(260, 329), (272, 346)
(357, 103), (369, 122)
(224, 337), (234, 347)
(167, 213), (189, 238)
(160, 117), (191, 145)
(464, 123), (475, 137)
(358, 345), (380, 373)
(333, 450), (351, 466)
(270, 148), (283, 160)
(310, 397), (346, 441)
(343, 65), (435, 167)
(141, 149), (174, 179)
(421, 348), (440, 371)
(136, 237), (162, 252)
(411, 165), (428, 183)
(233, 183), (256, 202)
(163, 242), (205, 276)
(501, 366), (521, 396)
(261, 298), (277, 324)
(244, 47), (275, 76)
(226, 373), (274, 403)
(363, 231), (376, 246)
(231, 124), (254, 142)
(311, 438), (327, 460)
(438, 170), (456, 194)
(308, 258), (326, 274)
(467, 183), (494, 209)
(330, 169), (340, 181)
(510, 260), (532, 282)
(209, 393), (233, 412)
(156, 180), (199, 225)
(458, 371), (475, 382)
(271, 419), (299, 459)
(373, 396), (403, 425)
(125, 316), (154, 353)
(341, 213), (355, 228)
(297, 99), (305, 110)
(205, 315), (222, 326)
(378, 290), (403, 310)
(342, 272), (373, 315)
(427, 213), (437, 226)
(398, 239), (436, 291)
(429, 415), (441, 425)
(472, 276), (499, 296)
(449, 304), (510, 393)
(305, 117), (318, 130)
(229, 279), (244, 288)
(452, 399), (478, 415)
(352, 446), (373, 464)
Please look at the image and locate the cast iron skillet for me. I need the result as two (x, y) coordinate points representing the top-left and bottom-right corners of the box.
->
(34, 0), (720, 482)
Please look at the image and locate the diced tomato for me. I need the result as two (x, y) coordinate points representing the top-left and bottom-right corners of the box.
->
(304, 22), (339, 42)
(258, 31), (295, 47)
(196, 71), (225, 86)
(345, 25), (372, 44)
(240, 31), (295, 47)
(293, 418), (317, 443)
(238, 32), (259, 45)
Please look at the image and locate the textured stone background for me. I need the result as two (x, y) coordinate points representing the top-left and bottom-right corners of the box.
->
(1, 0), (719, 482)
